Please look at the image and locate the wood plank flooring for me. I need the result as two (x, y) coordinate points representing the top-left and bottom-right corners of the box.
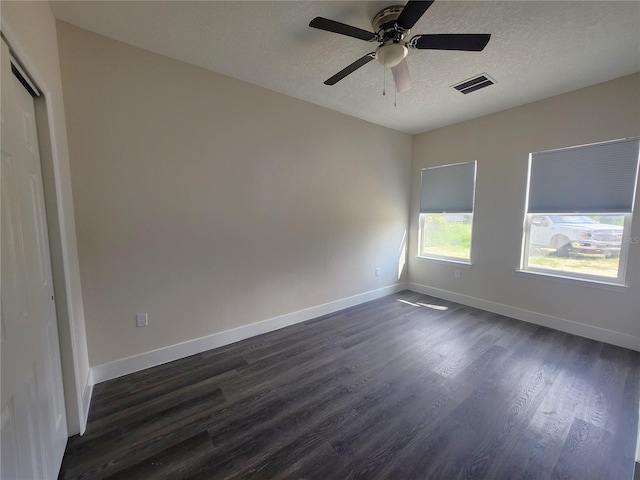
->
(58, 291), (640, 480)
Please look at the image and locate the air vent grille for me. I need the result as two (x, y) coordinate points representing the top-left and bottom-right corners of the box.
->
(452, 73), (495, 94)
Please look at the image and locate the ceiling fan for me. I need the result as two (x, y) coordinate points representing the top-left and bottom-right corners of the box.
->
(309, 1), (491, 93)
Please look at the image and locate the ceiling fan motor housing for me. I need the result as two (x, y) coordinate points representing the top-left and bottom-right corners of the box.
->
(372, 5), (406, 35)
(372, 5), (410, 67)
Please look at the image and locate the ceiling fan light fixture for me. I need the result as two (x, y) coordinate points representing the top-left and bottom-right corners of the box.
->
(376, 43), (408, 68)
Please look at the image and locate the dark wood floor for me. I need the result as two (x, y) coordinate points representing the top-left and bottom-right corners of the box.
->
(58, 291), (640, 480)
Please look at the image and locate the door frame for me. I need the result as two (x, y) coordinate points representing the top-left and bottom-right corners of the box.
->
(1, 26), (90, 436)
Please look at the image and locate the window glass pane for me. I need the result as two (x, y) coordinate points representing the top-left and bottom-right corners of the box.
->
(526, 214), (624, 279)
(420, 213), (472, 260)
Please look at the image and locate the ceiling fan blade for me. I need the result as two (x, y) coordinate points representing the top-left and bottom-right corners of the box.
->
(309, 17), (376, 42)
(391, 59), (412, 93)
(396, 1), (435, 31)
(410, 34), (491, 51)
(324, 53), (376, 85)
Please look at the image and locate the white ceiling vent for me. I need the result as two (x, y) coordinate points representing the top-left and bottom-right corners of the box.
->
(452, 73), (496, 94)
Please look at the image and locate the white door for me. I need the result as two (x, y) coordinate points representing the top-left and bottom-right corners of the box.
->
(1, 38), (68, 480)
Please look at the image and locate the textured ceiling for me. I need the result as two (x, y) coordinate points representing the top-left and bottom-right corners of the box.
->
(50, 1), (640, 135)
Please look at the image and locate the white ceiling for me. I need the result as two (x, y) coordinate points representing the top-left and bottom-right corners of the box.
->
(50, 1), (640, 135)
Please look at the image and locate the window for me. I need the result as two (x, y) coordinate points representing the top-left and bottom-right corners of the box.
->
(418, 161), (477, 262)
(522, 137), (639, 284)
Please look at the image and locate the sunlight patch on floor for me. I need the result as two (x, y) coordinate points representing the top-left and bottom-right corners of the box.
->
(396, 299), (449, 311)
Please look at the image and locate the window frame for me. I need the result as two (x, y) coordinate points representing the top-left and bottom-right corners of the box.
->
(417, 213), (475, 264)
(520, 137), (639, 285)
(417, 161), (477, 264)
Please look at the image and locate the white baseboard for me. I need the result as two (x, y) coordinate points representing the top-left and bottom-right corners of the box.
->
(79, 370), (93, 434)
(91, 283), (408, 384)
(408, 282), (640, 352)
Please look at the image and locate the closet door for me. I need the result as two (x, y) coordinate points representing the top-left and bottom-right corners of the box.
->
(1, 38), (68, 480)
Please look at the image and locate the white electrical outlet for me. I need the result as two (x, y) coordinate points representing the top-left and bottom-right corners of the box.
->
(136, 313), (148, 327)
(375, 267), (381, 276)
(454, 269), (461, 279)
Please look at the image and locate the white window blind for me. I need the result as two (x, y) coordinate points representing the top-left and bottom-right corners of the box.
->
(527, 138), (640, 214)
(420, 161), (477, 214)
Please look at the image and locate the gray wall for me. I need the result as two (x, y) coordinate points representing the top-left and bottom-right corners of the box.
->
(55, 20), (640, 369)
(56, 22), (413, 367)
(409, 73), (640, 349)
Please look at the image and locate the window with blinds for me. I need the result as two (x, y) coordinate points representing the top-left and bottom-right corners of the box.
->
(418, 161), (477, 262)
(521, 137), (639, 284)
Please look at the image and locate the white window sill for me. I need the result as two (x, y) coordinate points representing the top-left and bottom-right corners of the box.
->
(516, 269), (629, 292)
(416, 255), (472, 267)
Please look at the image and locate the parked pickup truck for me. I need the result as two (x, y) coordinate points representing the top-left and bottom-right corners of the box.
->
(530, 215), (623, 257)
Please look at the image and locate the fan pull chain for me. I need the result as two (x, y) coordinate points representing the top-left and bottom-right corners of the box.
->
(383, 67), (386, 96)
(394, 85), (397, 107)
